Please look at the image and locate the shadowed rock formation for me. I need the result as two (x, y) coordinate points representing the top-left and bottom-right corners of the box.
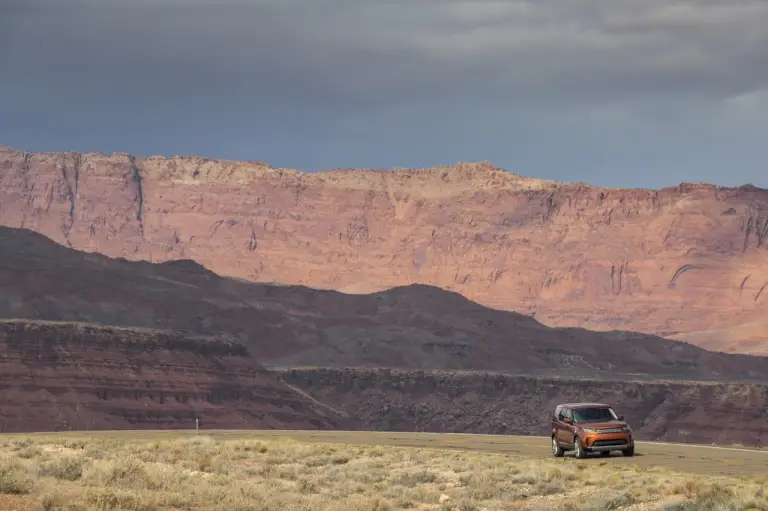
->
(1, 226), (768, 382)
(280, 367), (768, 447)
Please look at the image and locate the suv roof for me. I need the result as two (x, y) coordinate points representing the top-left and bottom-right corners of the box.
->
(557, 402), (610, 409)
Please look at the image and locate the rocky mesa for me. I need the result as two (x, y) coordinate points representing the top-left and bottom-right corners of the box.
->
(2, 146), (768, 354)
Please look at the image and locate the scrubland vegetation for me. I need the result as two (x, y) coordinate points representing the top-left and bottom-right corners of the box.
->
(0, 435), (765, 510)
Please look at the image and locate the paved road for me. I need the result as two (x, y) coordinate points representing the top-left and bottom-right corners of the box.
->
(14, 429), (768, 478)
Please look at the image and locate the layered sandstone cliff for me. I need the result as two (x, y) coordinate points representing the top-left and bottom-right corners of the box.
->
(0, 320), (348, 433)
(280, 368), (768, 447)
(2, 146), (768, 353)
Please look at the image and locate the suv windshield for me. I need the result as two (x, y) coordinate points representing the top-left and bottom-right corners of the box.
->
(572, 407), (618, 423)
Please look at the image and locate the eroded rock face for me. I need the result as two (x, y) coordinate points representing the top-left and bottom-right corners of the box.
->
(280, 368), (768, 447)
(2, 146), (768, 353)
(0, 321), (348, 433)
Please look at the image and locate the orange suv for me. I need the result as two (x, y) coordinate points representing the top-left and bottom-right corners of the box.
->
(551, 402), (634, 459)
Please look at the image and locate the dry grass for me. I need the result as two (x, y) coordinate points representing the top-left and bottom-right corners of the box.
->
(0, 435), (765, 510)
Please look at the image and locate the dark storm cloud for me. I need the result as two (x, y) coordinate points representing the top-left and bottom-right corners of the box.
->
(5, 0), (768, 108)
(1, 0), (767, 187)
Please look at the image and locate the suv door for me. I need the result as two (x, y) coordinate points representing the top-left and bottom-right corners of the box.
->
(552, 405), (562, 441)
(554, 406), (565, 445)
(557, 407), (574, 446)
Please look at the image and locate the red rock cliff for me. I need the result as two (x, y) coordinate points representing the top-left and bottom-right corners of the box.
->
(2, 146), (768, 353)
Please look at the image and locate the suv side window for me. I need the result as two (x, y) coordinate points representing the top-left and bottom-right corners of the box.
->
(563, 408), (572, 420)
(554, 405), (562, 420)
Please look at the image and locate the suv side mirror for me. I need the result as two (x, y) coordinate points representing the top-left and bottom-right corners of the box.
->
(618, 415), (625, 421)
(562, 417), (572, 424)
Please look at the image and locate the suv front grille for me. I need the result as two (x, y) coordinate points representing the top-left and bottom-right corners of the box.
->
(596, 428), (625, 433)
(592, 439), (628, 447)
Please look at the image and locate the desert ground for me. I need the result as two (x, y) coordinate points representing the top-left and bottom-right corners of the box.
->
(1, 431), (767, 511)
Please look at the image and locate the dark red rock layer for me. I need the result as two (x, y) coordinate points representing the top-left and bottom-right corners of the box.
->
(0, 321), (348, 433)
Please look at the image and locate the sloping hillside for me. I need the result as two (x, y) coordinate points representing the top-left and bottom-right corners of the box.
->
(1, 226), (767, 381)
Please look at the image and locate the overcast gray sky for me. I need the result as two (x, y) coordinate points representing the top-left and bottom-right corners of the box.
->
(1, 0), (767, 188)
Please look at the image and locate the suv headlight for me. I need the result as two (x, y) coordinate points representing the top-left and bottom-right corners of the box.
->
(621, 425), (631, 432)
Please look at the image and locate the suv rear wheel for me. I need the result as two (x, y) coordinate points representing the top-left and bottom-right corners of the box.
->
(551, 436), (564, 458)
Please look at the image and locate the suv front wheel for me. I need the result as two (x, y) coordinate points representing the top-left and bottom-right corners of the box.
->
(573, 437), (587, 459)
(622, 445), (635, 457)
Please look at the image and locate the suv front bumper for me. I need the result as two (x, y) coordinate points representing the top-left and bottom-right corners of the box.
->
(581, 432), (633, 451)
